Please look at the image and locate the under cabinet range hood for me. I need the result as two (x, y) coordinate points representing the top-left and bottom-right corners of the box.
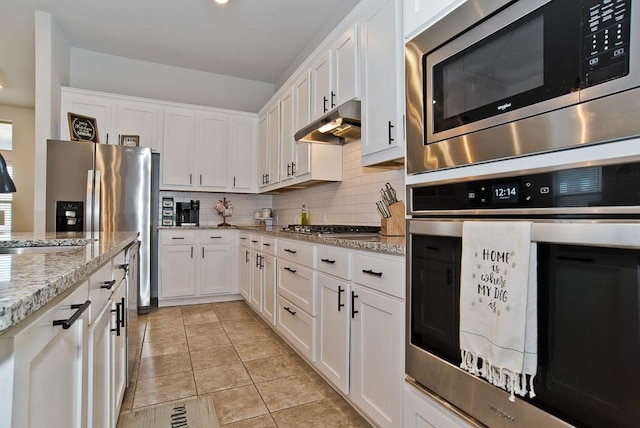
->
(295, 98), (361, 144)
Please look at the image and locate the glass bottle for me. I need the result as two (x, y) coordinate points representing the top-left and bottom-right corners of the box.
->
(301, 202), (309, 225)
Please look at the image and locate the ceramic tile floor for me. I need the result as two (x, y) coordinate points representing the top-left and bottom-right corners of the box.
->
(118, 300), (373, 427)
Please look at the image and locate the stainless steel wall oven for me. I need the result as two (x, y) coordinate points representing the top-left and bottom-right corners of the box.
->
(406, 158), (640, 428)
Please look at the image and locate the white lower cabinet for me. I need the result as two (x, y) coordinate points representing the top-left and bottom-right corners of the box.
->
(238, 234), (252, 301)
(277, 296), (316, 361)
(404, 381), (474, 428)
(350, 251), (405, 428)
(159, 229), (238, 306)
(89, 296), (113, 428)
(248, 235), (277, 325)
(2, 281), (89, 428)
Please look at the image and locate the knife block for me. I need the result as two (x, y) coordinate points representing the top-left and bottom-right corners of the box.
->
(381, 201), (405, 236)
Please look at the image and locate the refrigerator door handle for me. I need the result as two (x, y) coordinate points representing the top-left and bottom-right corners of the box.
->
(93, 170), (101, 234)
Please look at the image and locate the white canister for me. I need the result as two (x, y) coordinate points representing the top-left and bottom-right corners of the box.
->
(253, 210), (262, 219)
(262, 208), (272, 218)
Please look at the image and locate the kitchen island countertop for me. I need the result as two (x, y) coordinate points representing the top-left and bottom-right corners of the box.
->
(0, 231), (138, 335)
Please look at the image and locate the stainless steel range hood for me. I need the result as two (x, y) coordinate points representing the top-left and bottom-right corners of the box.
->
(295, 98), (361, 144)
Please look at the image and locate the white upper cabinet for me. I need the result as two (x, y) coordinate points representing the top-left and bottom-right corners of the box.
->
(310, 25), (359, 121)
(403, 0), (466, 41)
(162, 107), (195, 188)
(61, 89), (113, 144)
(360, 0), (405, 166)
(257, 102), (281, 189)
(229, 116), (256, 192)
(292, 71), (312, 176)
(114, 100), (161, 152)
(280, 89), (295, 183)
(197, 112), (229, 190)
(258, 113), (269, 189)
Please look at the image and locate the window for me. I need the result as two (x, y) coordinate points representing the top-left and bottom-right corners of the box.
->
(0, 121), (12, 151)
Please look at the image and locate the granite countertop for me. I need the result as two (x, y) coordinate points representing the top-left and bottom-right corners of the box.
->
(159, 224), (405, 255)
(0, 231), (138, 336)
(160, 225), (405, 255)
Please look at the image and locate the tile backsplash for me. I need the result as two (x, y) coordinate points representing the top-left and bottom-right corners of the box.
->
(161, 141), (404, 228)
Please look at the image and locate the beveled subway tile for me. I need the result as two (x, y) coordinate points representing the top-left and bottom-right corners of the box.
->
(187, 331), (232, 351)
(138, 352), (192, 380)
(221, 413), (277, 427)
(183, 311), (220, 325)
(143, 324), (186, 343)
(244, 355), (308, 383)
(132, 372), (196, 409)
(207, 385), (269, 425)
(141, 336), (188, 358)
(233, 338), (286, 361)
(145, 314), (184, 330)
(190, 345), (240, 371)
(185, 321), (224, 338)
(193, 362), (253, 395)
(271, 399), (365, 428)
(254, 374), (324, 412)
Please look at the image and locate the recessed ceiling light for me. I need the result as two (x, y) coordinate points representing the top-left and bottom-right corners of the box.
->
(0, 84), (3, 90)
(213, 0), (229, 4)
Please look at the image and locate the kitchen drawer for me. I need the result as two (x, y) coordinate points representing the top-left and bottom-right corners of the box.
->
(316, 245), (352, 280)
(250, 235), (262, 250)
(277, 297), (315, 362)
(261, 236), (277, 256)
(161, 229), (196, 245)
(200, 230), (232, 244)
(87, 261), (116, 323)
(354, 252), (405, 299)
(278, 239), (315, 268)
(278, 262), (315, 315)
(239, 232), (251, 248)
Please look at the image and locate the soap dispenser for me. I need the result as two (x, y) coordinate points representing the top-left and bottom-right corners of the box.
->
(301, 202), (309, 225)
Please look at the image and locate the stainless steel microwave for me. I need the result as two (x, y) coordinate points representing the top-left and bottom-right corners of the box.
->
(406, 0), (640, 175)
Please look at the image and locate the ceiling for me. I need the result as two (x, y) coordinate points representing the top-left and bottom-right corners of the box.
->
(0, 0), (361, 109)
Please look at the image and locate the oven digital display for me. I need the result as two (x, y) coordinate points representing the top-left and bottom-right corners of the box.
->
(492, 183), (518, 203)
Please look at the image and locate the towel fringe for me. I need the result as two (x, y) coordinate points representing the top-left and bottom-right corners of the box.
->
(460, 352), (536, 401)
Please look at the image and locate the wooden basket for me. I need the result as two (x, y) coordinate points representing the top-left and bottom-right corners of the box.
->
(381, 201), (405, 236)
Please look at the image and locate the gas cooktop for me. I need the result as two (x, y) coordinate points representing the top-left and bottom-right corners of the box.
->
(281, 224), (381, 237)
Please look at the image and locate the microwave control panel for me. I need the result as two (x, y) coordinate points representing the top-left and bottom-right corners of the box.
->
(411, 161), (640, 212)
(582, 0), (631, 86)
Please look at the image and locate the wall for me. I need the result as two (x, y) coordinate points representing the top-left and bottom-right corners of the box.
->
(70, 49), (274, 113)
(272, 141), (404, 227)
(0, 106), (35, 232)
(33, 11), (70, 233)
(160, 191), (273, 228)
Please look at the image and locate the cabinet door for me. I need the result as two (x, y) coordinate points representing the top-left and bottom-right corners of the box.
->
(160, 244), (196, 298)
(162, 108), (195, 188)
(197, 112), (228, 189)
(360, 0), (404, 161)
(332, 25), (359, 107)
(111, 283), (127, 424)
(230, 117), (255, 192)
(239, 247), (251, 301)
(316, 273), (350, 394)
(351, 284), (404, 428)
(11, 283), (88, 428)
(404, 382), (473, 428)
(310, 51), (332, 120)
(90, 303), (113, 428)
(293, 72), (311, 176)
(267, 103), (280, 186)
(262, 253), (277, 325)
(199, 244), (231, 295)
(280, 89), (295, 182)
(115, 100), (161, 152)
(250, 250), (263, 311)
(62, 92), (113, 144)
(403, 0), (464, 40)
(258, 114), (269, 188)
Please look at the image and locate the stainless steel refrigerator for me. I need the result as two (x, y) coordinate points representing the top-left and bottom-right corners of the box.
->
(45, 139), (159, 314)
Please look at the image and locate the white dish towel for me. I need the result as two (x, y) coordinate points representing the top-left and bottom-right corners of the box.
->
(459, 221), (537, 402)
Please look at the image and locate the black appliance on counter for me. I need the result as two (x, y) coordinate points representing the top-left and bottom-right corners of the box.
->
(176, 200), (200, 226)
(55, 201), (83, 232)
